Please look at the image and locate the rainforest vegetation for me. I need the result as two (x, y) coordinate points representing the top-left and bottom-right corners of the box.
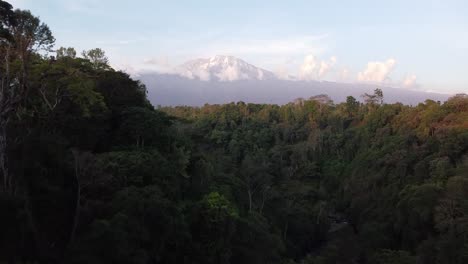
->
(1, 1), (468, 263)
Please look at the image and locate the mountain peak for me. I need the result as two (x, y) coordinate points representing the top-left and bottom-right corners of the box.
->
(175, 55), (277, 81)
(208, 55), (239, 66)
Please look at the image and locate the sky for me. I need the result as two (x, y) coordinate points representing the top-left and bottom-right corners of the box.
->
(8, 0), (468, 94)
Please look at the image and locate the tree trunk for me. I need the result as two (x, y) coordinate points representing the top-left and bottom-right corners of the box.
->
(69, 151), (81, 247)
(247, 189), (252, 213)
(0, 123), (10, 192)
(259, 187), (269, 215)
(283, 220), (289, 241)
(0, 44), (11, 193)
(316, 202), (323, 224)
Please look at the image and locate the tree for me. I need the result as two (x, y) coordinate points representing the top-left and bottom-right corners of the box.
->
(396, 184), (441, 250)
(434, 175), (468, 264)
(0, 7), (54, 192)
(0, 0), (16, 193)
(362, 88), (384, 105)
(309, 94), (333, 105)
(191, 192), (238, 264)
(56, 46), (76, 59)
(117, 107), (172, 148)
(345, 96), (359, 116)
(82, 48), (109, 70)
(238, 153), (272, 213)
(0, 1), (15, 42)
(94, 70), (149, 114)
(370, 249), (416, 264)
(375, 88), (384, 104)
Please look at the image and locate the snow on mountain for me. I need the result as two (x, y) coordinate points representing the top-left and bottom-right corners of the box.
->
(175, 55), (277, 81)
(135, 55), (452, 106)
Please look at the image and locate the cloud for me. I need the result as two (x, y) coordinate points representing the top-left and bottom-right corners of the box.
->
(215, 66), (243, 81)
(112, 55), (175, 76)
(318, 56), (337, 78)
(275, 66), (295, 80)
(187, 68), (211, 81)
(402, 74), (417, 88)
(108, 34), (331, 78)
(299, 55), (318, 80)
(113, 63), (140, 77)
(198, 34), (329, 58)
(357, 58), (396, 83)
(299, 55), (337, 80)
(143, 56), (171, 67)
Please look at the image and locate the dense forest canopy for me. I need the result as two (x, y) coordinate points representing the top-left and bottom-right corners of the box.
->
(1, 1), (468, 263)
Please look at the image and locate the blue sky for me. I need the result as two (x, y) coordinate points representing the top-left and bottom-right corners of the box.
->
(8, 0), (468, 94)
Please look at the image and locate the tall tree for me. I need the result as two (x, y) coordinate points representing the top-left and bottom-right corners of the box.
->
(56, 46), (77, 59)
(0, 0), (16, 192)
(82, 48), (109, 70)
(362, 88), (384, 105)
(0, 6), (54, 192)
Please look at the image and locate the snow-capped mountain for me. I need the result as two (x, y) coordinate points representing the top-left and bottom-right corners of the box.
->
(175, 55), (277, 81)
(136, 55), (451, 106)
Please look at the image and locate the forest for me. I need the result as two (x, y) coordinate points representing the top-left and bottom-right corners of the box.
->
(1, 1), (468, 263)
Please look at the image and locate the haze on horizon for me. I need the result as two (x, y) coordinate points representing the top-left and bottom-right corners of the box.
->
(9, 0), (468, 95)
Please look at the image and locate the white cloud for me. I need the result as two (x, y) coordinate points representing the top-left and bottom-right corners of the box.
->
(357, 58), (396, 83)
(402, 74), (417, 88)
(198, 34), (329, 58)
(275, 66), (294, 80)
(299, 55), (337, 80)
(318, 56), (337, 78)
(112, 55), (175, 76)
(299, 55), (318, 80)
(143, 56), (171, 67)
(215, 66), (243, 81)
(113, 63), (140, 77)
(107, 33), (331, 78)
(192, 69), (211, 81)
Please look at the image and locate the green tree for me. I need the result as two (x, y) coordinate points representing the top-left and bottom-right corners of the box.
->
(362, 88), (384, 106)
(0, 6), (54, 193)
(56, 46), (77, 59)
(82, 48), (109, 70)
(345, 96), (359, 116)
